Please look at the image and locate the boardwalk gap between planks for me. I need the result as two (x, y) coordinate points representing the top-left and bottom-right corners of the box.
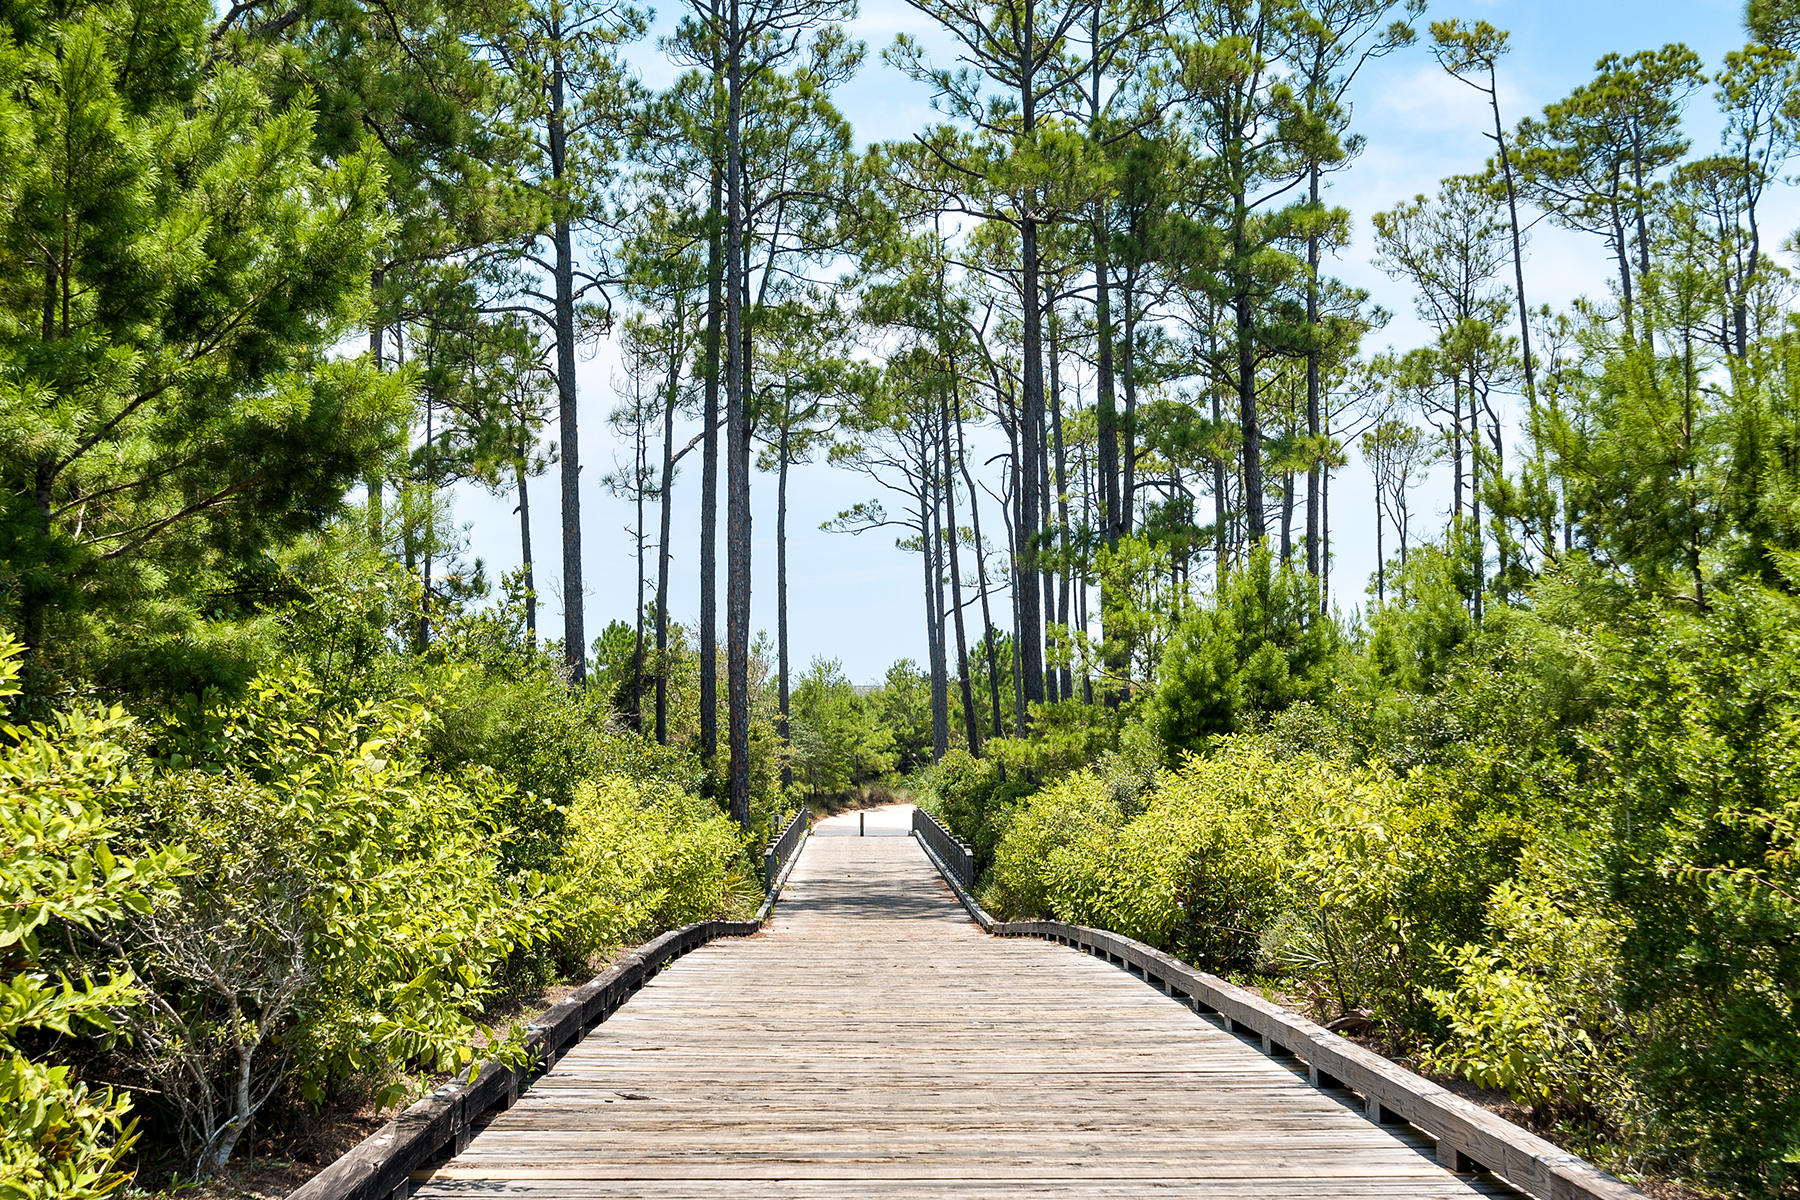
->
(411, 806), (1519, 1198)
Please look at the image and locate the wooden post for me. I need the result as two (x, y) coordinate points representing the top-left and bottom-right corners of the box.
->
(1437, 1139), (1478, 1173)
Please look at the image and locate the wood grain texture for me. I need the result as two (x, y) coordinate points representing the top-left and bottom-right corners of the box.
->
(412, 830), (1520, 1199)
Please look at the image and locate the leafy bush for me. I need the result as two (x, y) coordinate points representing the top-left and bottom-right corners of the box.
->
(984, 768), (1126, 920)
(914, 748), (1028, 874)
(977, 559), (1800, 1194)
(423, 659), (698, 876)
(874, 660), (936, 776)
(1033, 747), (1295, 965)
(984, 732), (1536, 1022)
(8, 599), (763, 1182)
(0, 636), (186, 1199)
(1422, 867), (1631, 1118)
(554, 775), (758, 964)
(107, 667), (558, 1175)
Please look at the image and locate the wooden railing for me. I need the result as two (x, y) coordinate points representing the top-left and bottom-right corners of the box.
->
(911, 807), (974, 888)
(292, 814), (813, 1200)
(911, 826), (1645, 1200)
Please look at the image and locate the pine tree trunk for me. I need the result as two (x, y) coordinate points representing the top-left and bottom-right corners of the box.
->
(1091, 157), (1125, 704)
(1121, 262), (1139, 537)
(1235, 285), (1265, 545)
(1213, 375), (1227, 574)
(927, 471), (950, 761)
(419, 394), (434, 654)
(777, 416), (792, 791)
(1280, 472), (1294, 562)
(1049, 317), (1072, 702)
(516, 452), (536, 644)
(550, 34), (585, 685)
(1489, 74), (1537, 401)
(1013, 19), (1046, 721)
(1038, 364), (1058, 706)
(1451, 376), (1465, 521)
(367, 268), (386, 544)
(1374, 479), (1386, 607)
(1305, 165), (1322, 580)
(1077, 430), (1093, 703)
(940, 339), (977, 753)
(699, 154), (723, 770)
(633, 434), (646, 730)
(1321, 405), (1331, 609)
(724, 0), (751, 828)
(1000, 437), (1028, 737)
(1470, 375), (1484, 625)
(956, 399), (1004, 742)
(1094, 225), (1122, 513)
(655, 327), (680, 744)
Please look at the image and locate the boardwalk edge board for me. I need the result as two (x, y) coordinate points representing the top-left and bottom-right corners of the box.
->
(288, 809), (812, 1200)
(910, 809), (1644, 1200)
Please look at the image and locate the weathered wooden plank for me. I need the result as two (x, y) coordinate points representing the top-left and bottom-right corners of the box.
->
(407, 816), (1530, 1200)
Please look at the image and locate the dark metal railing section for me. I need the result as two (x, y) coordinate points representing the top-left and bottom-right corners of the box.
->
(762, 807), (811, 894)
(911, 807), (974, 889)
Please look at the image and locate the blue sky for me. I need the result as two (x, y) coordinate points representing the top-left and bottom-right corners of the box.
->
(446, 0), (1788, 684)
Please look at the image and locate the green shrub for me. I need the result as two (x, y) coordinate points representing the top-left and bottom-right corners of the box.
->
(554, 775), (758, 963)
(1422, 865), (1632, 1121)
(982, 731), (1531, 1022)
(110, 666), (558, 1175)
(915, 748), (1028, 874)
(1056, 747), (1294, 965)
(0, 636), (187, 1199)
(984, 769), (1125, 920)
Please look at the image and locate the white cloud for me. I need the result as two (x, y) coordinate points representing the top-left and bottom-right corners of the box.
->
(1370, 63), (1511, 139)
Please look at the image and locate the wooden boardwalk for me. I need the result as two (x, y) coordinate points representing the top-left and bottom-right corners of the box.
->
(412, 814), (1518, 1198)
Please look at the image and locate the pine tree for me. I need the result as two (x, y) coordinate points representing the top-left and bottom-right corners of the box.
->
(0, 0), (407, 697)
(485, 0), (648, 684)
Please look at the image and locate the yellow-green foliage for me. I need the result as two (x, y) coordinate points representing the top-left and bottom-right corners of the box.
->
(2, 620), (762, 1180)
(555, 776), (756, 963)
(985, 769), (1124, 920)
(113, 667), (561, 1171)
(983, 736), (1527, 1025)
(0, 637), (187, 1199)
(993, 742), (1352, 969)
(1422, 865), (1630, 1114)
